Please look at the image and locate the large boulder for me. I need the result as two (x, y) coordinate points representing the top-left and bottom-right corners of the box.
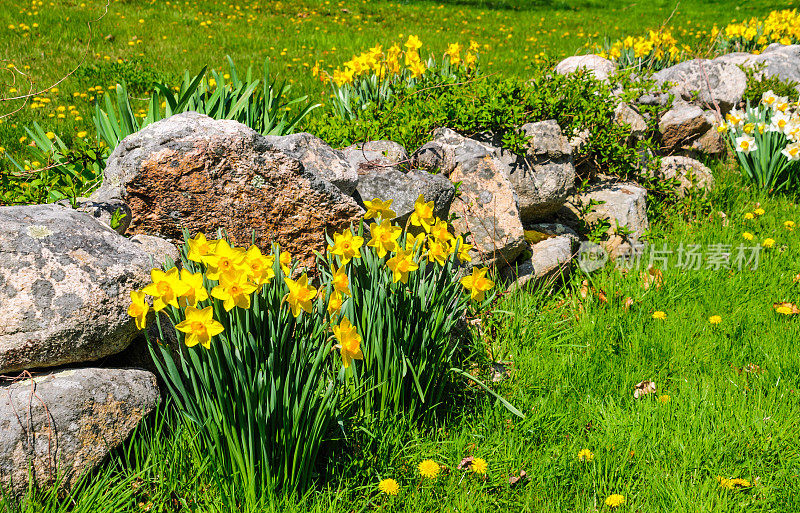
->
(714, 45), (800, 93)
(613, 102), (648, 143)
(0, 367), (159, 497)
(658, 102), (711, 149)
(691, 110), (726, 155)
(0, 204), (153, 374)
(89, 112), (364, 271)
(417, 129), (526, 267)
(651, 59), (747, 113)
(354, 168), (454, 225)
(261, 132), (358, 195)
(555, 54), (617, 81)
(657, 156), (715, 197)
(341, 140), (409, 173)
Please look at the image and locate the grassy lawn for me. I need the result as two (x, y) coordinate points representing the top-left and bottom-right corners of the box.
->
(0, 0), (791, 160)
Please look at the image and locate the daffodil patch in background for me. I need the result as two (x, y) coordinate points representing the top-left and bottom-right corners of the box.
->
(127, 194), (504, 500)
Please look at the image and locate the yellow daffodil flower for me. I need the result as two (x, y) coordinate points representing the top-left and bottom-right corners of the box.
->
(143, 268), (191, 311)
(363, 198), (397, 221)
(429, 218), (454, 242)
(186, 232), (217, 263)
(175, 305), (224, 349)
(367, 219), (402, 258)
(327, 290), (344, 316)
(460, 267), (494, 301)
(331, 265), (351, 296)
(332, 317), (363, 368)
(179, 268), (209, 307)
(409, 195), (435, 232)
(204, 240), (245, 280)
(127, 290), (149, 330)
(452, 235), (473, 263)
(386, 248), (419, 283)
(426, 239), (449, 266)
(284, 273), (317, 317)
(243, 245), (276, 286)
(211, 272), (257, 311)
(328, 230), (364, 264)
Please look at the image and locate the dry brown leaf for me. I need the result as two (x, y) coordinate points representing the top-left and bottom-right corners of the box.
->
(457, 456), (474, 471)
(580, 279), (589, 299)
(793, 273), (800, 283)
(642, 267), (663, 290)
(633, 380), (657, 399)
(623, 296), (634, 310)
(508, 470), (528, 486)
(598, 290), (608, 303)
(773, 302), (800, 314)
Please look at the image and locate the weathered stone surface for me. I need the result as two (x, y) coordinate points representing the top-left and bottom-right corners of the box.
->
(341, 140), (409, 173)
(411, 128), (491, 176)
(57, 198), (131, 235)
(261, 132), (358, 195)
(652, 59), (747, 113)
(502, 236), (573, 292)
(420, 129), (525, 267)
(559, 178), (649, 258)
(714, 45), (800, 93)
(0, 204), (153, 374)
(555, 54), (617, 81)
(354, 168), (454, 225)
(0, 367), (159, 497)
(691, 111), (726, 155)
(527, 222), (580, 245)
(657, 156), (715, 197)
(658, 103), (711, 149)
(90, 112), (364, 271)
(130, 234), (179, 266)
(613, 102), (648, 143)
(513, 121), (576, 220)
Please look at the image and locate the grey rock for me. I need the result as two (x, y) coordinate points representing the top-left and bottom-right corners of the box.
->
(555, 54), (617, 81)
(71, 198), (131, 235)
(714, 45), (800, 93)
(0, 367), (159, 497)
(341, 140), (409, 173)
(527, 222), (580, 246)
(502, 235), (573, 292)
(613, 102), (648, 143)
(652, 59), (747, 113)
(691, 111), (726, 155)
(354, 168), (454, 225)
(261, 132), (358, 195)
(130, 234), (179, 267)
(0, 204), (154, 374)
(420, 129), (526, 267)
(657, 156), (715, 197)
(658, 102), (711, 149)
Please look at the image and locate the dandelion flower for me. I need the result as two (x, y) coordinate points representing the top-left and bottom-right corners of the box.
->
(658, 394), (671, 403)
(605, 494), (625, 508)
(744, 212), (754, 220)
(471, 457), (488, 474)
(762, 238), (775, 248)
(378, 478), (399, 496)
(754, 208), (765, 216)
(776, 305), (793, 315)
(785, 221), (795, 230)
(418, 459), (440, 479)
(652, 311), (666, 320)
(577, 449), (594, 462)
(742, 232), (754, 240)
(709, 315), (722, 324)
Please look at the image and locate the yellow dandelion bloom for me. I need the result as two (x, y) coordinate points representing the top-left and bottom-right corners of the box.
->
(658, 394), (671, 403)
(471, 457), (488, 474)
(378, 478), (399, 496)
(785, 221), (795, 230)
(744, 212), (754, 220)
(605, 494), (625, 508)
(652, 311), (666, 320)
(762, 238), (775, 248)
(709, 315), (722, 325)
(418, 459), (440, 479)
(754, 208), (765, 216)
(577, 449), (594, 462)
(742, 232), (754, 240)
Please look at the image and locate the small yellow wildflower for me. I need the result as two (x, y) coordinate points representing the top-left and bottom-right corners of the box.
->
(378, 478), (399, 496)
(76, 131), (88, 138)
(471, 457), (488, 474)
(742, 232), (754, 240)
(785, 221), (795, 230)
(717, 476), (751, 490)
(775, 305), (793, 315)
(658, 394), (671, 403)
(744, 212), (754, 220)
(577, 449), (594, 462)
(175, 306), (224, 349)
(762, 238), (775, 248)
(605, 494), (625, 508)
(754, 208), (765, 216)
(652, 311), (666, 320)
(709, 315), (722, 325)
(418, 459), (440, 479)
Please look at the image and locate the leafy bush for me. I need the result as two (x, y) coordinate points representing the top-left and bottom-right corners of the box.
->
(721, 90), (800, 192)
(306, 68), (659, 180)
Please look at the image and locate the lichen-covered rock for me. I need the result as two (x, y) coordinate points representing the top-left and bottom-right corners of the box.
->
(354, 168), (454, 225)
(559, 178), (649, 259)
(502, 235), (573, 292)
(658, 102), (711, 149)
(657, 156), (715, 197)
(714, 45), (800, 93)
(89, 112), (364, 272)
(130, 233), (180, 266)
(0, 367), (159, 497)
(421, 130), (525, 267)
(554, 54), (617, 81)
(0, 204), (154, 374)
(652, 59), (747, 113)
(613, 102), (648, 143)
(690, 111), (726, 155)
(341, 140), (409, 173)
(261, 132), (358, 195)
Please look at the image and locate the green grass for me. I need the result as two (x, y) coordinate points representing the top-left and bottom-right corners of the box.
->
(6, 164), (800, 512)
(0, 0), (791, 163)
